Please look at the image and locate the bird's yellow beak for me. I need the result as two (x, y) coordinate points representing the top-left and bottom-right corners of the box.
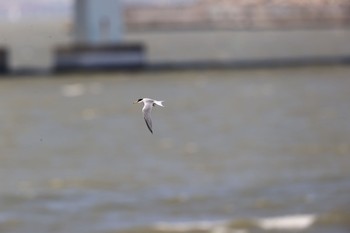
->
(133, 101), (138, 104)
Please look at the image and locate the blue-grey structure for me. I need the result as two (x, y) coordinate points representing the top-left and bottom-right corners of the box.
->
(74, 0), (123, 44)
(55, 0), (144, 72)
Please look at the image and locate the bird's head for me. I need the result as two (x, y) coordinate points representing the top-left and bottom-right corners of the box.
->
(133, 98), (143, 104)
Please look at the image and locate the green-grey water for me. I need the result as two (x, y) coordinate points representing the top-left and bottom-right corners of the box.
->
(0, 66), (350, 233)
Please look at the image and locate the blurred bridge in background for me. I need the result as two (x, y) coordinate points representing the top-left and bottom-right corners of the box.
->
(0, 0), (350, 74)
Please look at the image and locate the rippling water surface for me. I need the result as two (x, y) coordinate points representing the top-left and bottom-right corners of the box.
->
(0, 66), (350, 233)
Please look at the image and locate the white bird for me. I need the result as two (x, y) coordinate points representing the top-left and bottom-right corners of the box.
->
(134, 98), (164, 134)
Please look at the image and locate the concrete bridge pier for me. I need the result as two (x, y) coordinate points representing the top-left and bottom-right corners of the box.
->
(55, 0), (145, 72)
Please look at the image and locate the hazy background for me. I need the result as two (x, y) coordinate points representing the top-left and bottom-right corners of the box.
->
(0, 1), (350, 233)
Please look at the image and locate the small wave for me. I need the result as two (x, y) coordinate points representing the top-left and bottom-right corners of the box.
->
(149, 214), (317, 233)
(255, 214), (316, 230)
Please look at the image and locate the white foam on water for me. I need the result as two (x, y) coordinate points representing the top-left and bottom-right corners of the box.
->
(152, 214), (317, 233)
(61, 83), (85, 97)
(256, 214), (317, 230)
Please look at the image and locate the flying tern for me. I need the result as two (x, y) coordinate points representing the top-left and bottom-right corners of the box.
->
(134, 98), (164, 134)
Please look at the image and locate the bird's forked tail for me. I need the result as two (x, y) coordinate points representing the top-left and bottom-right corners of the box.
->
(154, 100), (164, 107)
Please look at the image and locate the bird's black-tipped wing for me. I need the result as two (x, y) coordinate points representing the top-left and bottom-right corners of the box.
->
(142, 104), (153, 134)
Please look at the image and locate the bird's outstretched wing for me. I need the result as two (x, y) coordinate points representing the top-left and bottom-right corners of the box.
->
(142, 104), (153, 134)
